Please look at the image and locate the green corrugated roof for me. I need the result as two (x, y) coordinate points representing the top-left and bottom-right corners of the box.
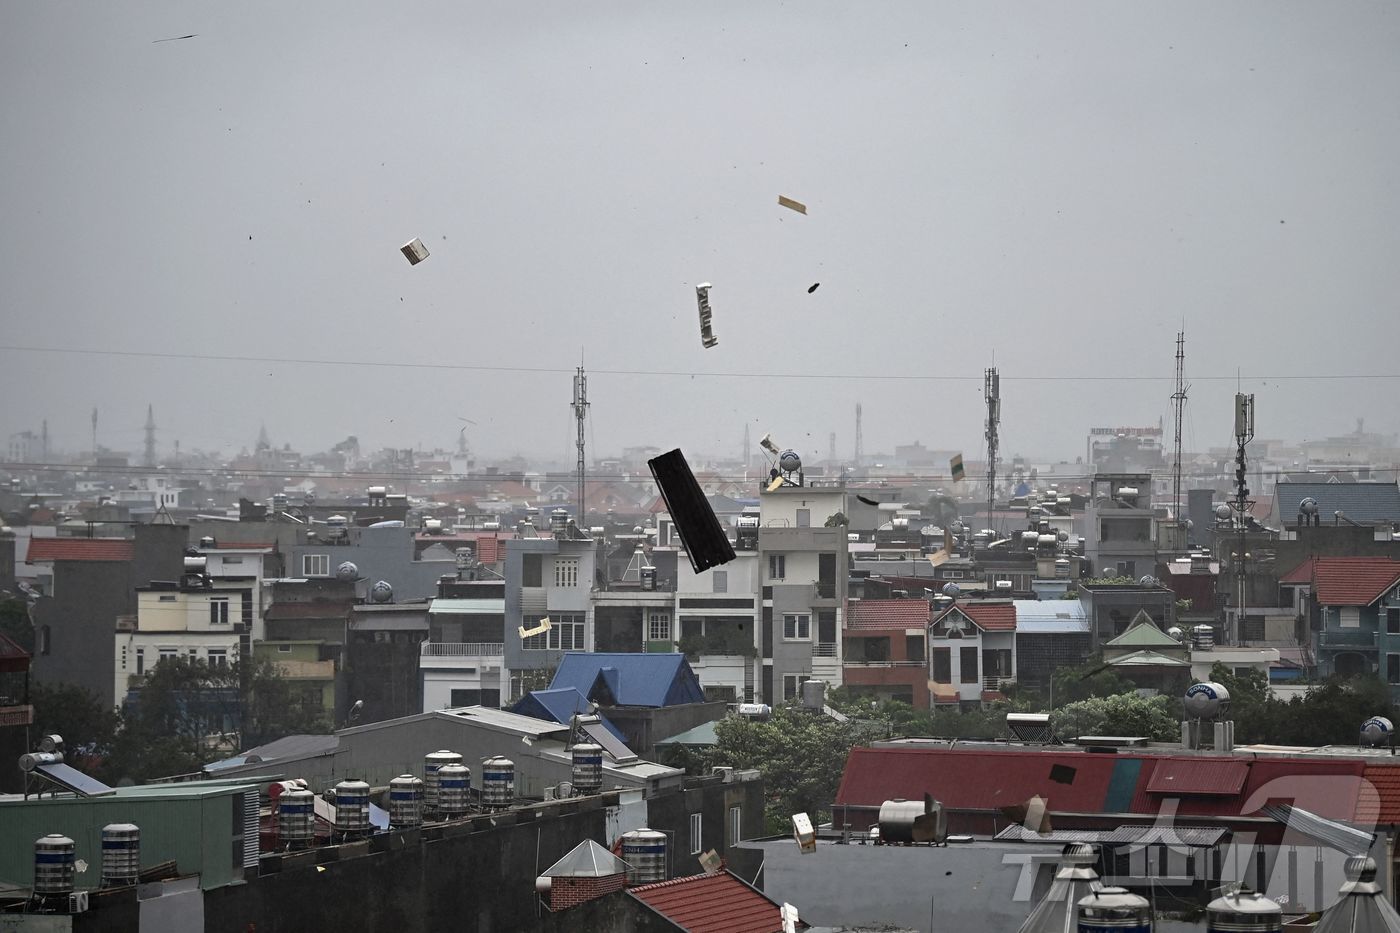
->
(1104, 618), (1179, 648)
(654, 720), (719, 747)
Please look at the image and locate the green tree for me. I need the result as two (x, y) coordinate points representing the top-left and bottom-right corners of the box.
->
(1050, 693), (1180, 741)
(1049, 655), (1135, 704)
(823, 512), (850, 528)
(0, 597), (33, 653)
(29, 683), (119, 763)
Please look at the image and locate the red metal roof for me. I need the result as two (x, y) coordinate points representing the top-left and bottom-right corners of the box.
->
(1311, 557), (1400, 607)
(26, 538), (134, 563)
(0, 632), (30, 673)
(1144, 758), (1248, 796)
(1126, 756), (1367, 822)
(628, 871), (784, 933)
(1356, 764), (1400, 826)
(836, 747), (1118, 814)
(846, 599), (930, 630)
(933, 600), (1016, 632)
(1278, 557), (1316, 585)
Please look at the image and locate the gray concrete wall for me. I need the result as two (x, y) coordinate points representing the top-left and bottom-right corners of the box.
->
(30, 560), (132, 705)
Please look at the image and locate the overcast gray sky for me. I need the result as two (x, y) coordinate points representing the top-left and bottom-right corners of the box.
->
(3, 2), (1397, 467)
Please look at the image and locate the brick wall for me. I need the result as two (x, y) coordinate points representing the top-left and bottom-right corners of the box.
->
(549, 872), (626, 909)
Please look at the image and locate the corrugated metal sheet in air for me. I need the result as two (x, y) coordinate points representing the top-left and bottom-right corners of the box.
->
(1145, 758), (1248, 796)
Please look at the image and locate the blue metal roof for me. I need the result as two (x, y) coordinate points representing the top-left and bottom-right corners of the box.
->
(550, 652), (706, 708)
(510, 687), (627, 742)
(1012, 599), (1089, 634)
(1274, 482), (1400, 526)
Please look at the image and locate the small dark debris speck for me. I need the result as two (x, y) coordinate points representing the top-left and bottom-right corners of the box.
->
(808, 283), (820, 294)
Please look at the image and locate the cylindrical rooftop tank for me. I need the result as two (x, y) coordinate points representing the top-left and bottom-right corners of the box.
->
(1191, 624), (1216, 650)
(1184, 682), (1231, 720)
(876, 799), (946, 844)
(424, 750), (462, 810)
(1361, 717), (1394, 747)
(1206, 891), (1282, 933)
(388, 774), (424, 827)
(334, 780), (371, 835)
(437, 763), (470, 817)
(100, 823), (140, 888)
(620, 829), (667, 884)
(279, 787), (315, 846)
(800, 679), (827, 711)
(1076, 887), (1151, 931)
(34, 834), (75, 896)
(481, 756), (515, 809)
(571, 744), (603, 796)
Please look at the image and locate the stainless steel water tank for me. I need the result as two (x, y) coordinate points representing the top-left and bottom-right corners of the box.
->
(388, 774), (424, 827)
(279, 787), (315, 846)
(437, 763), (470, 817)
(334, 780), (371, 835)
(620, 829), (667, 884)
(876, 798), (946, 844)
(571, 743), (603, 796)
(1076, 887), (1151, 931)
(481, 757), (515, 808)
(100, 823), (140, 887)
(34, 834), (75, 895)
(424, 750), (462, 810)
(1206, 891), (1282, 933)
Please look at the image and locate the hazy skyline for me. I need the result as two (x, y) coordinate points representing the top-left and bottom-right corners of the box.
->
(3, 3), (1398, 466)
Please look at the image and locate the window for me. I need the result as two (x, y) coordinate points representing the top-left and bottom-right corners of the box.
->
(943, 570), (964, 580)
(712, 570), (728, 594)
(208, 649), (228, 668)
(37, 625), (51, 656)
(302, 553), (330, 577)
(223, 556), (244, 565)
(1388, 608), (1400, 636)
(782, 613), (810, 640)
(553, 558), (579, 588)
(782, 673), (810, 700)
(276, 644), (293, 653)
(522, 614), (586, 650)
(189, 648), (199, 659)
(648, 612), (671, 642)
(159, 648), (178, 662)
(931, 647), (951, 683)
(1389, 655), (1400, 685)
(158, 594), (176, 602)
(960, 646), (979, 684)
(728, 805), (742, 846)
(796, 508), (810, 528)
(135, 648), (144, 675)
(1340, 607), (1361, 629)
(209, 598), (230, 625)
(689, 813), (703, 854)
(450, 688), (481, 706)
(522, 553), (543, 587)
(768, 554), (786, 580)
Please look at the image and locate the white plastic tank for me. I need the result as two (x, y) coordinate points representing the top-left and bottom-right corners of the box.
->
(34, 834), (75, 895)
(279, 787), (315, 846)
(800, 679), (827, 711)
(100, 823), (140, 887)
(481, 756), (515, 808)
(437, 763), (470, 817)
(1184, 682), (1231, 720)
(620, 829), (667, 884)
(334, 780), (372, 835)
(388, 774), (424, 827)
(423, 750), (462, 811)
(571, 743), (603, 796)
(1361, 716), (1394, 747)
(1076, 887), (1151, 931)
(1206, 891), (1282, 933)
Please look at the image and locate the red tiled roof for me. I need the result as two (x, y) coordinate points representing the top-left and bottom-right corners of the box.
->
(628, 871), (784, 933)
(1144, 758), (1248, 796)
(1311, 557), (1400, 607)
(934, 600), (1016, 632)
(1278, 557), (1316, 586)
(26, 538), (133, 563)
(0, 632), (30, 674)
(846, 599), (930, 630)
(1357, 764), (1400, 826)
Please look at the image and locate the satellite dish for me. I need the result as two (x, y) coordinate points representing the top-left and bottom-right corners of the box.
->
(1300, 497), (1319, 515)
(1167, 626), (1184, 641)
(1057, 531), (1068, 542)
(941, 582), (960, 598)
(1215, 504), (1233, 521)
(370, 580), (393, 603)
(1138, 575), (1157, 587)
(336, 561), (359, 581)
(778, 449), (802, 474)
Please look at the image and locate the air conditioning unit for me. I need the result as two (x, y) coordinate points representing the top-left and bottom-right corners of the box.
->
(67, 891), (89, 914)
(484, 665), (501, 673)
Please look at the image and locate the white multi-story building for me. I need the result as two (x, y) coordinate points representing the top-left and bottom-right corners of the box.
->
(114, 584), (242, 702)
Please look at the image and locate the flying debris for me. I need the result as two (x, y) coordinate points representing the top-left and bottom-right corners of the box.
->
(695, 283), (718, 348)
(648, 449), (736, 572)
(950, 453), (965, 482)
(518, 617), (552, 640)
(400, 237), (430, 265)
(807, 283), (820, 293)
(153, 34), (197, 42)
(777, 195), (807, 215)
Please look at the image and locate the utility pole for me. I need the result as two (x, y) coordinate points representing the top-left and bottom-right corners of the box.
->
(1230, 392), (1255, 645)
(572, 366), (589, 522)
(985, 368), (1000, 533)
(742, 423), (751, 479)
(1171, 331), (1190, 535)
(91, 406), (98, 459)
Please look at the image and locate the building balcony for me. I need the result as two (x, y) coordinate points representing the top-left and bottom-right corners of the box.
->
(842, 659), (924, 668)
(984, 674), (1015, 691)
(1317, 630), (1378, 650)
(813, 642), (838, 658)
(813, 582), (838, 601)
(420, 642), (505, 657)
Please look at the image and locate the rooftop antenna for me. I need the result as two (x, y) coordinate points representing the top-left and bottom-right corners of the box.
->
(985, 367), (1000, 534)
(853, 402), (863, 468)
(1230, 392), (1255, 645)
(1171, 330), (1191, 531)
(90, 406), (97, 458)
(742, 423), (751, 478)
(143, 404), (157, 468)
(572, 364), (589, 522)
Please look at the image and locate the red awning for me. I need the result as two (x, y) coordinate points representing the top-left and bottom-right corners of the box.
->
(1145, 758), (1248, 796)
